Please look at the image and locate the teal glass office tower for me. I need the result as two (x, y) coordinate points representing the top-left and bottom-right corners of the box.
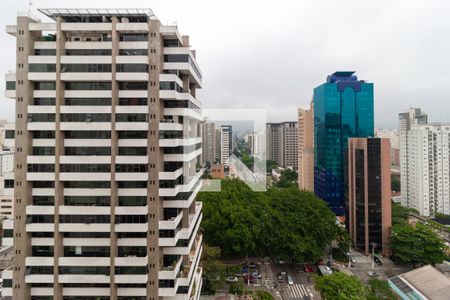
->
(314, 72), (374, 215)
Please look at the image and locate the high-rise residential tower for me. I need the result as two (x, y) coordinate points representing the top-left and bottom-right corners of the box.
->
(314, 71), (374, 215)
(220, 125), (232, 166)
(398, 108), (428, 209)
(298, 102), (314, 191)
(201, 121), (218, 165)
(400, 121), (450, 216)
(3, 8), (203, 300)
(347, 138), (392, 256)
(266, 122), (298, 170)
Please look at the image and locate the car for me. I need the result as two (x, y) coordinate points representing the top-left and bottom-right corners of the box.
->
(226, 276), (238, 283)
(287, 275), (294, 285)
(367, 271), (380, 277)
(304, 264), (314, 273)
(252, 272), (262, 279)
(278, 259), (285, 264)
(248, 264), (258, 269)
(374, 257), (383, 266)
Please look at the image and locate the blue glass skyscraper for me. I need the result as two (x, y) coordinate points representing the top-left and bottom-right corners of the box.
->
(314, 71), (374, 215)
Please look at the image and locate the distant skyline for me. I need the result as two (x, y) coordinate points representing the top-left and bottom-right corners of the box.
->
(1, 0), (450, 128)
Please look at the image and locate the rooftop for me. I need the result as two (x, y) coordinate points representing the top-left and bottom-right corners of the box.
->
(38, 8), (156, 22)
(389, 265), (450, 300)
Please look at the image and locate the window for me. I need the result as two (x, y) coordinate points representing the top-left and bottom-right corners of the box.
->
(61, 113), (111, 122)
(164, 39), (181, 47)
(34, 49), (56, 56)
(27, 266), (54, 275)
(5, 130), (15, 138)
(31, 181), (54, 188)
(61, 64), (112, 73)
(116, 64), (148, 72)
(33, 98), (55, 105)
(65, 49), (112, 56)
(118, 246), (147, 257)
(32, 147), (55, 156)
(117, 131), (147, 139)
(164, 54), (189, 63)
(65, 82), (111, 90)
(27, 164), (55, 172)
(64, 246), (110, 257)
(119, 82), (147, 90)
(115, 164), (148, 172)
(64, 196), (110, 206)
(119, 34), (147, 41)
(118, 98), (147, 106)
(116, 113), (148, 122)
(34, 82), (56, 90)
(29, 64), (56, 72)
(6, 81), (15, 90)
(115, 266), (147, 274)
(115, 215), (148, 224)
(4, 179), (14, 188)
(32, 246), (54, 257)
(64, 181), (110, 188)
(59, 215), (110, 224)
(60, 164), (111, 173)
(65, 98), (110, 106)
(32, 196), (54, 206)
(3, 229), (13, 237)
(63, 232), (110, 238)
(118, 181), (147, 188)
(59, 266), (110, 275)
(28, 114), (55, 122)
(64, 147), (111, 156)
(119, 49), (148, 55)
(118, 196), (147, 206)
(64, 131), (110, 139)
(32, 131), (55, 139)
(159, 81), (182, 92)
(118, 147), (147, 156)
(28, 215), (54, 223)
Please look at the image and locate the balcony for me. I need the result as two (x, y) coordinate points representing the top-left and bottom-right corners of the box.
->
(164, 148), (202, 162)
(159, 210), (183, 230)
(59, 223), (110, 232)
(59, 257), (110, 266)
(117, 288), (146, 297)
(115, 223), (148, 232)
(59, 172), (111, 181)
(159, 167), (183, 180)
(25, 274), (54, 283)
(115, 206), (148, 215)
(163, 180), (202, 209)
(159, 255), (182, 280)
(62, 288), (110, 297)
(114, 256), (147, 266)
(115, 274), (147, 284)
(159, 136), (202, 148)
(164, 107), (202, 121)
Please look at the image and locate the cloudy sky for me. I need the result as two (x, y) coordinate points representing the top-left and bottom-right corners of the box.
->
(1, 0), (449, 128)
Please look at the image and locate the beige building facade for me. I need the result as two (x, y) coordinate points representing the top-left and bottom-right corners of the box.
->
(298, 103), (314, 191)
(3, 8), (203, 300)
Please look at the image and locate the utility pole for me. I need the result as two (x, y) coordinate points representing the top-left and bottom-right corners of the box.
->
(371, 242), (376, 269)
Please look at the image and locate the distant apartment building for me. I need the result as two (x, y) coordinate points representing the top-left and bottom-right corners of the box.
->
(400, 120), (450, 216)
(347, 138), (392, 256)
(314, 71), (374, 215)
(220, 125), (232, 166)
(210, 164), (225, 179)
(298, 103), (314, 191)
(266, 122), (298, 169)
(201, 121), (218, 165)
(247, 132), (265, 157)
(376, 128), (400, 166)
(0, 124), (15, 217)
(3, 8), (203, 299)
(399, 108), (429, 210)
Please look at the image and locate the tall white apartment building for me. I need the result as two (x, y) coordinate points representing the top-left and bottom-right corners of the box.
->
(3, 8), (203, 300)
(200, 121), (218, 165)
(220, 125), (232, 166)
(399, 108), (428, 209)
(266, 122), (298, 170)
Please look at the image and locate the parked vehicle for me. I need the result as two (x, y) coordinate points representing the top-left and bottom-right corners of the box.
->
(374, 255), (383, 266)
(287, 275), (294, 285)
(367, 271), (380, 277)
(252, 272), (262, 279)
(226, 276), (238, 283)
(304, 264), (314, 273)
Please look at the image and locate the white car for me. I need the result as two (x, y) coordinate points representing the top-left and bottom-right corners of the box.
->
(287, 275), (294, 285)
(367, 271), (379, 277)
(226, 276), (238, 283)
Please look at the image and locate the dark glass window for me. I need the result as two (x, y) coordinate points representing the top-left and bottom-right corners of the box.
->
(28, 215), (54, 223)
(3, 229), (13, 237)
(33, 196), (55, 206)
(119, 34), (147, 41)
(59, 215), (110, 224)
(6, 81), (15, 90)
(60, 164), (111, 172)
(4, 179), (14, 188)
(29, 64), (56, 72)
(65, 49), (112, 56)
(116, 113), (148, 122)
(115, 164), (148, 172)
(64, 246), (110, 257)
(64, 196), (110, 206)
(119, 49), (148, 55)
(65, 98), (111, 106)
(59, 266), (110, 275)
(118, 147), (147, 156)
(118, 196), (147, 206)
(34, 49), (56, 56)
(5, 130), (15, 138)
(28, 114), (55, 122)
(32, 246), (54, 257)
(118, 82), (147, 90)
(65, 82), (111, 90)
(64, 147), (111, 156)
(115, 215), (148, 224)
(32, 131), (55, 139)
(164, 54), (189, 63)
(64, 181), (110, 188)
(164, 39), (181, 47)
(27, 164), (55, 172)
(117, 131), (147, 139)
(116, 64), (148, 72)
(31, 181), (55, 188)
(61, 64), (112, 72)
(34, 82), (56, 90)
(118, 181), (147, 188)
(61, 113), (111, 122)
(27, 266), (54, 275)
(33, 98), (55, 105)
(63, 232), (110, 238)
(159, 81), (182, 92)
(115, 266), (147, 274)
(32, 147), (55, 155)
(64, 131), (111, 139)
(118, 98), (147, 106)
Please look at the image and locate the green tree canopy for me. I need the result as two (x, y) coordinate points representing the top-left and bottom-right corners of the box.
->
(366, 279), (397, 300)
(273, 168), (298, 188)
(314, 272), (368, 300)
(199, 179), (339, 262)
(391, 223), (447, 266)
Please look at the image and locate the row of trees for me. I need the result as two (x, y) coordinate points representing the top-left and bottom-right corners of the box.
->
(199, 179), (340, 262)
(314, 272), (396, 300)
(390, 203), (447, 266)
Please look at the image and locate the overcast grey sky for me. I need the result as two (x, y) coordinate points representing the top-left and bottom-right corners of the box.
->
(1, 0), (449, 128)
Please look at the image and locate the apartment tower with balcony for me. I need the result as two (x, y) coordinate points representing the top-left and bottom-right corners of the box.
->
(3, 8), (203, 300)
